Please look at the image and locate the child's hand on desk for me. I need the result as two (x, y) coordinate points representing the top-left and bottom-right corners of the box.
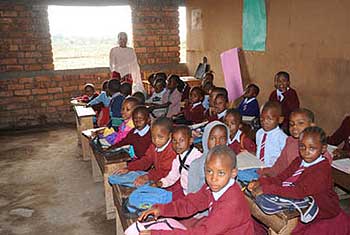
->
(139, 230), (151, 235)
(113, 167), (129, 175)
(138, 207), (160, 222)
(248, 180), (260, 191)
(134, 175), (149, 187)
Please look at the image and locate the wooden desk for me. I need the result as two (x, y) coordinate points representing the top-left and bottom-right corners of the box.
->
(90, 142), (131, 220)
(245, 196), (299, 235)
(180, 76), (202, 88)
(332, 168), (350, 193)
(112, 184), (136, 234)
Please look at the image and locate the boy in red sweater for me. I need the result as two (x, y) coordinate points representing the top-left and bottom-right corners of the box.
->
(138, 145), (254, 235)
(249, 126), (349, 234)
(269, 71), (299, 132)
(183, 87), (206, 124)
(207, 94), (228, 122)
(115, 117), (176, 187)
(224, 108), (256, 155)
(109, 105), (152, 159)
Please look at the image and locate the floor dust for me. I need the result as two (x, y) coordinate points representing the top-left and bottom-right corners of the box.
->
(0, 127), (115, 235)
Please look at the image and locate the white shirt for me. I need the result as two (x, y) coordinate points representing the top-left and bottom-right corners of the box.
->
(243, 97), (256, 105)
(191, 101), (202, 109)
(155, 138), (171, 152)
(301, 155), (325, 168)
(133, 124), (150, 137)
(229, 129), (242, 145)
(217, 109), (227, 119)
(212, 178), (235, 201)
(256, 127), (287, 167)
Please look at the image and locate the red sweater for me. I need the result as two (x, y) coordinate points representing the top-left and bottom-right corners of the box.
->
(183, 103), (206, 124)
(259, 157), (341, 220)
(110, 128), (152, 159)
(127, 142), (176, 182)
(228, 133), (256, 155)
(152, 183), (254, 235)
(269, 88), (299, 130)
(327, 115), (350, 154)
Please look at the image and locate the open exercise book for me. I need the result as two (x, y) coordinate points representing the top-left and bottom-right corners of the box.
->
(332, 158), (350, 174)
(236, 151), (264, 170)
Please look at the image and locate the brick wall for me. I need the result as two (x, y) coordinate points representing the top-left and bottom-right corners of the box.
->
(0, 2), (54, 72)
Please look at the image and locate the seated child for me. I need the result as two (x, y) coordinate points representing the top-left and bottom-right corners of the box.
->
(182, 87), (206, 124)
(75, 83), (99, 103)
(259, 108), (333, 177)
(146, 78), (168, 118)
(256, 101), (287, 167)
(115, 117), (177, 187)
(132, 91), (146, 105)
(112, 97), (140, 144)
(87, 80), (110, 127)
(156, 125), (202, 198)
(202, 79), (215, 110)
(238, 83), (260, 118)
(224, 109), (256, 155)
(108, 79), (124, 118)
(164, 75), (182, 118)
(138, 145), (254, 235)
(207, 93), (228, 122)
(87, 80), (110, 107)
(249, 126), (349, 235)
(327, 115), (350, 158)
(120, 82), (132, 97)
(205, 87), (228, 118)
(269, 71), (300, 131)
(109, 105), (151, 159)
(188, 121), (230, 194)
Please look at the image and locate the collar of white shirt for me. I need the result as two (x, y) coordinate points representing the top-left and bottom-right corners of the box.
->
(301, 155), (325, 168)
(155, 138), (171, 152)
(229, 129), (242, 145)
(155, 89), (166, 97)
(212, 178), (235, 201)
(192, 102), (202, 109)
(263, 126), (281, 135)
(133, 124), (150, 137)
(244, 97), (256, 105)
(217, 109), (227, 119)
(111, 92), (121, 98)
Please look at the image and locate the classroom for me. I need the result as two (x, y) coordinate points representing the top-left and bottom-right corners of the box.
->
(0, 0), (349, 234)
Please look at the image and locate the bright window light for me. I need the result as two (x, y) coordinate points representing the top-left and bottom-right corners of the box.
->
(48, 5), (132, 70)
(179, 6), (187, 63)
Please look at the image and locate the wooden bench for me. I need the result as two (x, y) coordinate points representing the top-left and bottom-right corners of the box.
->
(88, 139), (131, 220)
(245, 196), (299, 235)
(112, 184), (136, 234)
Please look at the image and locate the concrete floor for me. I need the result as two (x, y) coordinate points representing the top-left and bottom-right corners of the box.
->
(0, 127), (114, 235)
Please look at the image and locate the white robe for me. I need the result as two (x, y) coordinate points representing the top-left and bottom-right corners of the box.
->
(109, 46), (145, 93)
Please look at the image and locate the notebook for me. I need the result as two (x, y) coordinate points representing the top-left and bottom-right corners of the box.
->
(236, 151), (264, 170)
(331, 158), (350, 174)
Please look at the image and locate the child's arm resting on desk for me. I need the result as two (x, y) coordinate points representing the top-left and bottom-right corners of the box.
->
(128, 146), (154, 172)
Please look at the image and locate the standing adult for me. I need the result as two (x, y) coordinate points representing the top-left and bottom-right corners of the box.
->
(109, 32), (145, 93)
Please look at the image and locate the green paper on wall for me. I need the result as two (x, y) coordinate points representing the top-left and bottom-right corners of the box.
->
(243, 0), (267, 51)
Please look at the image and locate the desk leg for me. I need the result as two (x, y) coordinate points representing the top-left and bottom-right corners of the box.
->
(91, 149), (103, 182)
(79, 117), (94, 161)
(75, 115), (81, 145)
(115, 209), (125, 235)
(104, 162), (127, 220)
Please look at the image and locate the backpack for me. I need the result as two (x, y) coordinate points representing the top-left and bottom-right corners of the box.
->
(237, 168), (259, 184)
(255, 194), (319, 223)
(125, 185), (172, 215)
(90, 135), (134, 158)
(125, 218), (186, 235)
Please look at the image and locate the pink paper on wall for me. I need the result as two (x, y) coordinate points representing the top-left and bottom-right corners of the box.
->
(220, 48), (244, 102)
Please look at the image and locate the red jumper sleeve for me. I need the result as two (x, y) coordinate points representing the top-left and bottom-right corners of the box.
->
(327, 116), (350, 146)
(147, 147), (177, 181)
(127, 145), (154, 171)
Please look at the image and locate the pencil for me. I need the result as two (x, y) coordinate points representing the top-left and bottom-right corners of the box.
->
(241, 186), (246, 192)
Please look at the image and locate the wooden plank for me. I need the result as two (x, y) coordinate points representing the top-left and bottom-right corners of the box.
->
(332, 167), (350, 193)
(74, 105), (96, 117)
(180, 76), (201, 87)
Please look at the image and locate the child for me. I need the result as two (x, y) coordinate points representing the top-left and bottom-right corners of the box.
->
(238, 83), (260, 118)
(87, 80), (110, 107)
(327, 115), (350, 158)
(269, 71), (300, 131)
(256, 101), (287, 167)
(156, 125), (202, 198)
(120, 82), (132, 97)
(138, 145), (254, 235)
(115, 117), (177, 187)
(108, 79), (124, 118)
(109, 106), (151, 159)
(182, 87), (206, 124)
(259, 108), (333, 177)
(188, 121), (230, 194)
(112, 97), (140, 144)
(146, 78), (168, 118)
(164, 75), (182, 118)
(249, 127), (349, 235)
(87, 80), (110, 127)
(132, 91), (146, 105)
(224, 109), (256, 155)
(205, 87), (228, 118)
(207, 93), (228, 122)
(75, 83), (99, 103)
(202, 79), (215, 110)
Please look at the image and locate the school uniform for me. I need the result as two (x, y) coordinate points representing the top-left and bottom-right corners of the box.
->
(183, 102), (206, 124)
(207, 109), (227, 122)
(259, 156), (349, 234)
(256, 127), (287, 167)
(87, 91), (110, 107)
(127, 139), (177, 182)
(181, 84), (190, 102)
(238, 97), (260, 117)
(147, 89), (168, 118)
(109, 92), (125, 118)
(269, 87), (300, 130)
(202, 95), (210, 110)
(261, 136), (333, 177)
(151, 180), (254, 235)
(111, 125), (152, 159)
(327, 115), (350, 155)
(228, 130), (256, 155)
(113, 118), (134, 144)
(164, 89), (182, 118)
(160, 146), (202, 195)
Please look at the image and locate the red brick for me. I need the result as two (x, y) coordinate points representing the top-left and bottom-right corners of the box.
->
(6, 65), (23, 71)
(47, 107), (56, 113)
(48, 100), (64, 107)
(48, 87), (62, 94)
(14, 89), (31, 96)
(1, 58), (17, 65)
(18, 77), (33, 83)
(2, 11), (17, 17)
(9, 45), (19, 51)
(8, 84), (24, 90)
(79, 74), (95, 79)
(19, 44), (36, 51)
(42, 64), (54, 70)
(63, 86), (78, 92)
(18, 58), (37, 64)
(36, 95), (51, 101)
(35, 76), (50, 82)
(24, 52), (41, 58)
(0, 91), (13, 97)
(32, 88), (47, 95)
